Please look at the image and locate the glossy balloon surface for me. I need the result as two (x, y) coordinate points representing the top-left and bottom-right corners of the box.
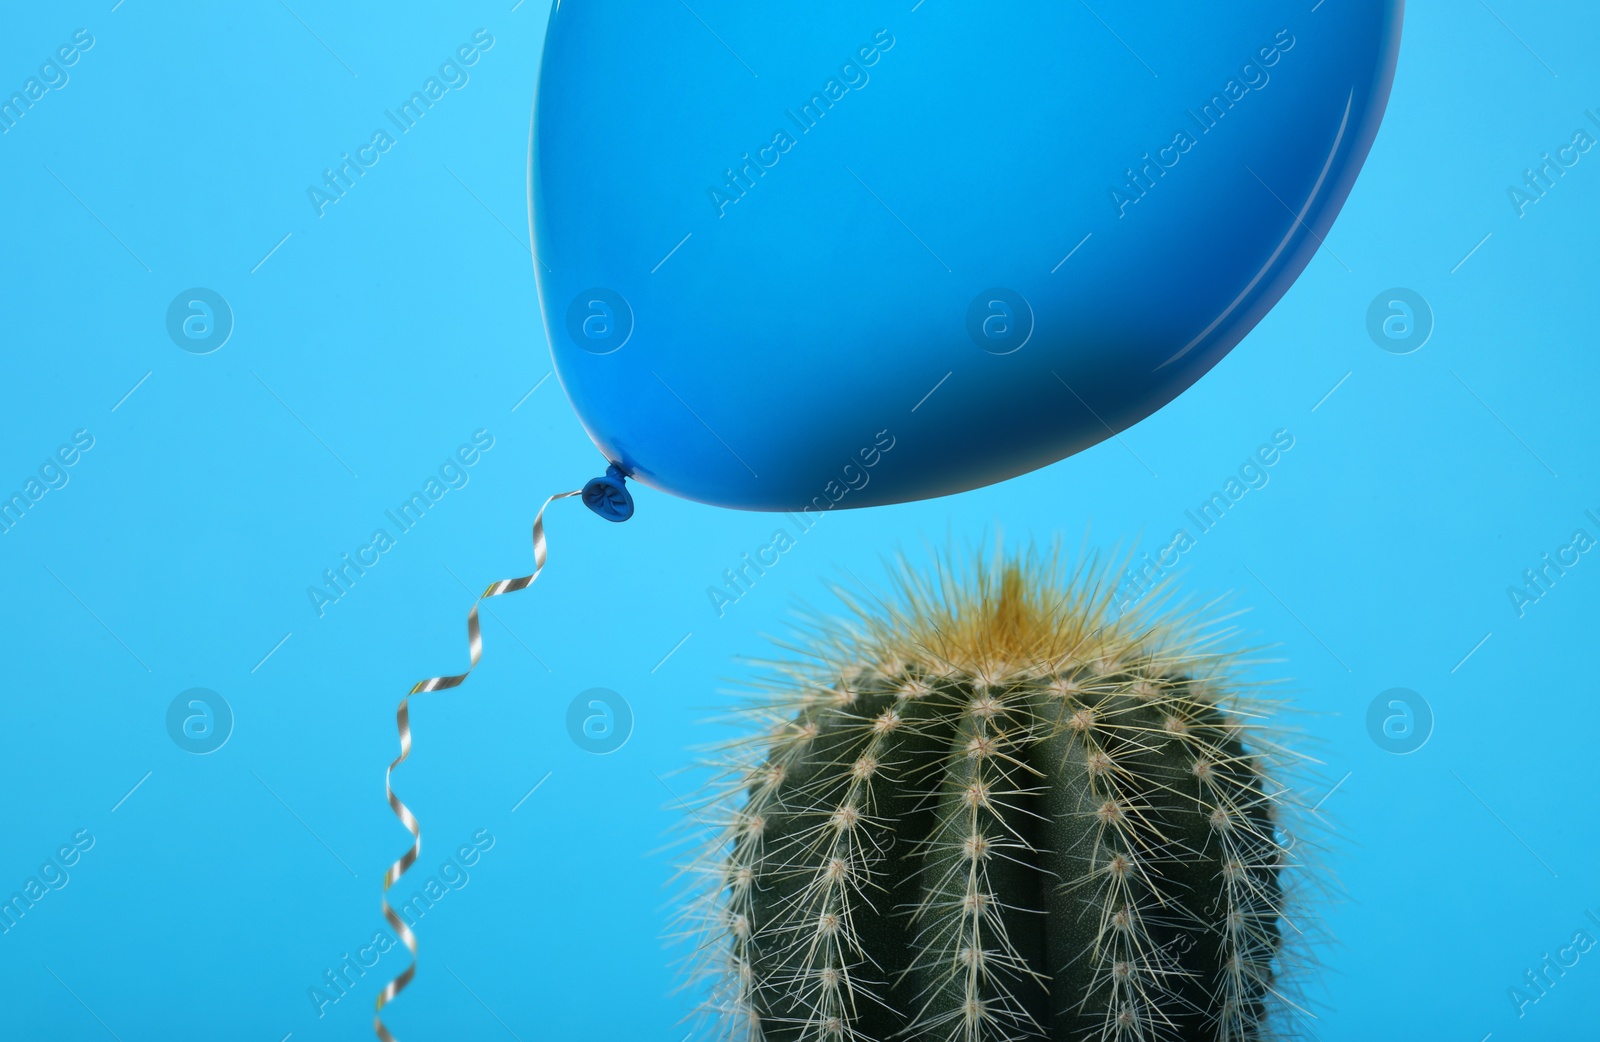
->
(532, 1), (1401, 510)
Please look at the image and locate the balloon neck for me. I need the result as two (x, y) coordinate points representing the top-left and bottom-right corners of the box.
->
(582, 463), (635, 523)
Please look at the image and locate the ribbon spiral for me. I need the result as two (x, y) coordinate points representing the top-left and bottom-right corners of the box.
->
(376, 489), (581, 1041)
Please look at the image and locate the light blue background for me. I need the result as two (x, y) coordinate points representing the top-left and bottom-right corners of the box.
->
(1, 1), (1596, 1039)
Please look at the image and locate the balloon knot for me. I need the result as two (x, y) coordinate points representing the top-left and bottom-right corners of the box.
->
(582, 464), (634, 522)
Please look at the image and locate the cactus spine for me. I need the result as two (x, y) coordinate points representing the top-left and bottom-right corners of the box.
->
(679, 549), (1308, 1041)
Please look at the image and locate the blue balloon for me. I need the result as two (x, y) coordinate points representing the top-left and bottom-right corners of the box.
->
(532, 1), (1401, 511)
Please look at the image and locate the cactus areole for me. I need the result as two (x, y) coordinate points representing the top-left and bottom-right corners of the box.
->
(684, 551), (1299, 1042)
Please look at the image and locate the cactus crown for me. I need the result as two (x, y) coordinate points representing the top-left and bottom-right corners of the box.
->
(676, 546), (1312, 1042)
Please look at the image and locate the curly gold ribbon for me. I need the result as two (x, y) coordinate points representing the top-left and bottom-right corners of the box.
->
(376, 489), (582, 1042)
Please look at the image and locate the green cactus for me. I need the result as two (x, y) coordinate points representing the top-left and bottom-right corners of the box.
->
(679, 548), (1309, 1042)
